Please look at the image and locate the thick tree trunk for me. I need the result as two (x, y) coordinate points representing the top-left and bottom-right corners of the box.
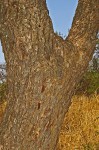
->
(0, 0), (98, 149)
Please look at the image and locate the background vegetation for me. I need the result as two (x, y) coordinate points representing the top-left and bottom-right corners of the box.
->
(76, 71), (99, 95)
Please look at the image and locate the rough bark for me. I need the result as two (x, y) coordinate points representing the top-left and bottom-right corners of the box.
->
(0, 0), (98, 149)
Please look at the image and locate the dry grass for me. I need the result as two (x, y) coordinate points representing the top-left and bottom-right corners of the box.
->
(58, 95), (99, 150)
(0, 95), (99, 149)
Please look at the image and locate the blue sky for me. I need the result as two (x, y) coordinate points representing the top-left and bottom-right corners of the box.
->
(0, 0), (78, 63)
(46, 0), (78, 36)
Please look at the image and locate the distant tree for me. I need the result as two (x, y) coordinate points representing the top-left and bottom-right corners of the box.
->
(0, 64), (6, 83)
(91, 35), (99, 71)
(0, 63), (6, 104)
(0, 0), (98, 149)
(93, 56), (98, 71)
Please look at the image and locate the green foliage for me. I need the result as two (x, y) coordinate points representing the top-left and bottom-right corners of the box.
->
(0, 82), (6, 104)
(83, 145), (93, 150)
(82, 143), (99, 150)
(82, 144), (94, 150)
(76, 71), (99, 95)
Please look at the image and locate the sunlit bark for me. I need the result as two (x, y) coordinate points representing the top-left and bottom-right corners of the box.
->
(0, 0), (98, 149)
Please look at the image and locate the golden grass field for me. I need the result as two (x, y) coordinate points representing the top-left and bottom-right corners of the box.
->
(58, 95), (99, 150)
(0, 95), (99, 150)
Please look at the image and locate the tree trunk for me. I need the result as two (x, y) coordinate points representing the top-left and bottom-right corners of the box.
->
(0, 0), (98, 149)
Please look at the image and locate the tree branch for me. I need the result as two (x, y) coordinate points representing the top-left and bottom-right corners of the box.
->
(67, 0), (98, 49)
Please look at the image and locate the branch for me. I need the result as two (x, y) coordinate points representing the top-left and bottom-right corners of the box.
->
(67, 0), (98, 50)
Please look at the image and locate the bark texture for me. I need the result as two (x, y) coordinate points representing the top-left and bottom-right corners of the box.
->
(0, 0), (98, 149)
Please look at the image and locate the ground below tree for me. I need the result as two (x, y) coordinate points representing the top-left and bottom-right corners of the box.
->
(0, 94), (99, 150)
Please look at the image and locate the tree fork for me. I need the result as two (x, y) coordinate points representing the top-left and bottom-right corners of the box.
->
(0, 0), (98, 149)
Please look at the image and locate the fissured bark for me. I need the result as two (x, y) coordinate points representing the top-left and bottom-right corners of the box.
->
(0, 0), (98, 149)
